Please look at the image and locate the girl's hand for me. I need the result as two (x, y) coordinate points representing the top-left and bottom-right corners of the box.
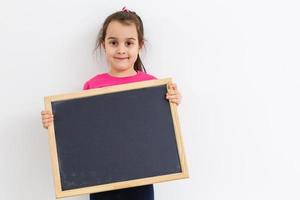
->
(166, 83), (182, 106)
(41, 110), (54, 129)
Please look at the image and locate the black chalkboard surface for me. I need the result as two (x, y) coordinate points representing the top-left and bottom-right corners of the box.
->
(44, 78), (188, 198)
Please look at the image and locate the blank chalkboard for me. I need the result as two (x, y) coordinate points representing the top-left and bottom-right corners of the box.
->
(44, 78), (188, 198)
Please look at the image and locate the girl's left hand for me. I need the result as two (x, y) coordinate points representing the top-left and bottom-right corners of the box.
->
(166, 83), (182, 105)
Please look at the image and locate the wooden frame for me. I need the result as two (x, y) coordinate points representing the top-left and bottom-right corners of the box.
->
(44, 78), (188, 198)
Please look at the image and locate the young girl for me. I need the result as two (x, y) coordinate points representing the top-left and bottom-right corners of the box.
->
(41, 7), (182, 200)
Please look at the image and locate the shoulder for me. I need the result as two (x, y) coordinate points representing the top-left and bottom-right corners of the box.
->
(138, 71), (158, 80)
(83, 73), (108, 90)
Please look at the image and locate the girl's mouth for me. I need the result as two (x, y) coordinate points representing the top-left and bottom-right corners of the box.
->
(114, 57), (129, 60)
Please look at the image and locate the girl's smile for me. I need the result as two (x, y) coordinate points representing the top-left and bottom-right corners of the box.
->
(114, 56), (129, 60)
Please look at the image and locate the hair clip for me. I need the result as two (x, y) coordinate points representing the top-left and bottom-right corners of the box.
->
(122, 6), (130, 13)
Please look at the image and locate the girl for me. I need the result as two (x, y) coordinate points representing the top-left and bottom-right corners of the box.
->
(41, 7), (182, 200)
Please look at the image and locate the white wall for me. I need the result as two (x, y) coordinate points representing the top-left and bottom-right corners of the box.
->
(1, 0), (300, 199)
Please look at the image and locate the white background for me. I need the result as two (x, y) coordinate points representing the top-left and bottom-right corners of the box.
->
(1, 0), (300, 199)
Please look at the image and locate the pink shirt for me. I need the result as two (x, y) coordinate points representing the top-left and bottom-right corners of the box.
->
(83, 71), (157, 90)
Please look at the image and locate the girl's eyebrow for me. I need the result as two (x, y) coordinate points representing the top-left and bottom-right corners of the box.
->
(107, 37), (136, 40)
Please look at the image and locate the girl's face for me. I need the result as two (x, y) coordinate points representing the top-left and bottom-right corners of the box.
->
(103, 20), (141, 75)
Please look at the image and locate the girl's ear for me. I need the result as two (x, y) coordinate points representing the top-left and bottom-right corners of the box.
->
(139, 40), (144, 50)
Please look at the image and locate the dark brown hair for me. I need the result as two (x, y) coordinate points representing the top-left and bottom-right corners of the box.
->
(94, 10), (146, 72)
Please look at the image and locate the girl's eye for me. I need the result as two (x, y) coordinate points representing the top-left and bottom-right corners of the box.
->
(109, 41), (118, 46)
(126, 41), (134, 46)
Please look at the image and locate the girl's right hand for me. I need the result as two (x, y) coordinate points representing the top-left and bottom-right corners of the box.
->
(41, 110), (54, 129)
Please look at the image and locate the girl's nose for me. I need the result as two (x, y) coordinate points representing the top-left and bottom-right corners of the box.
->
(117, 44), (126, 54)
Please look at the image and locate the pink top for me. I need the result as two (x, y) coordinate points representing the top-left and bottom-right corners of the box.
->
(83, 71), (157, 90)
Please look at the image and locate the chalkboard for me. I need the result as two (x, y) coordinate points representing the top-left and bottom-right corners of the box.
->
(44, 78), (188, 198)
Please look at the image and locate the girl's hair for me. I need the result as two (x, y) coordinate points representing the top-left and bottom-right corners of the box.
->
(95, 9), (147, 73)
